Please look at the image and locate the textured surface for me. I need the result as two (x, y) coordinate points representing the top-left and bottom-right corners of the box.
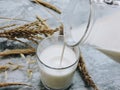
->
(0, 0), (120, 90)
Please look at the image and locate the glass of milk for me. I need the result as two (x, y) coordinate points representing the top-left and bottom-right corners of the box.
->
(36, 35), (80, 90)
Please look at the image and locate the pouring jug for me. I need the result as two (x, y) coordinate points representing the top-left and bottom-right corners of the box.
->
(62, 0), (120, 63)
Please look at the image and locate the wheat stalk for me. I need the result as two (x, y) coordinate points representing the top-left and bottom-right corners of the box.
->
(32, 0), (61, 14)
(78, 54), (99, 90)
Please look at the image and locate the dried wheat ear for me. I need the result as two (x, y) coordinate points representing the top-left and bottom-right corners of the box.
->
(78, 54), (99, 90)
(0, 16), (63, 56)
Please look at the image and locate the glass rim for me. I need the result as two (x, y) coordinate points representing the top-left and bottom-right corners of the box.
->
(36, 35), (80, 70)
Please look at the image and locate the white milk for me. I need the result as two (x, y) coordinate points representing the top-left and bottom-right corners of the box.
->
(38, 44), (77, 89)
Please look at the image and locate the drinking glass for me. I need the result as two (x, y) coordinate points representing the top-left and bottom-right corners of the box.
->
(36, 35), (80, 90)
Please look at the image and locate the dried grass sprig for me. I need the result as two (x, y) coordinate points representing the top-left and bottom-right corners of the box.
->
(78, 54), (99, 90)
(0, 48), (35, 56)
(0, 20), (59, 45)
(0, 16), (31, 22)
(0, 82), (31, 87)
(27, 69), (33, 79)
(32, 0), (61, 14)
(7, 62), (24, 71)
(0, 24), (16, 30)
(0, 66), (9, 72)
(36, 15), (50, 29)
(0, 15), (61, 56)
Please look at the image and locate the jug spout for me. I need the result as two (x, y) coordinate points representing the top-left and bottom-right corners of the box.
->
(97, 48), (120, 63)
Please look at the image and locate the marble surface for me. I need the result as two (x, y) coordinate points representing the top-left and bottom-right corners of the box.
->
(0, 0), (120, 90)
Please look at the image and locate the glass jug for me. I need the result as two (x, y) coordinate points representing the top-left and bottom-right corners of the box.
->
(62, 0), (120, 63)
